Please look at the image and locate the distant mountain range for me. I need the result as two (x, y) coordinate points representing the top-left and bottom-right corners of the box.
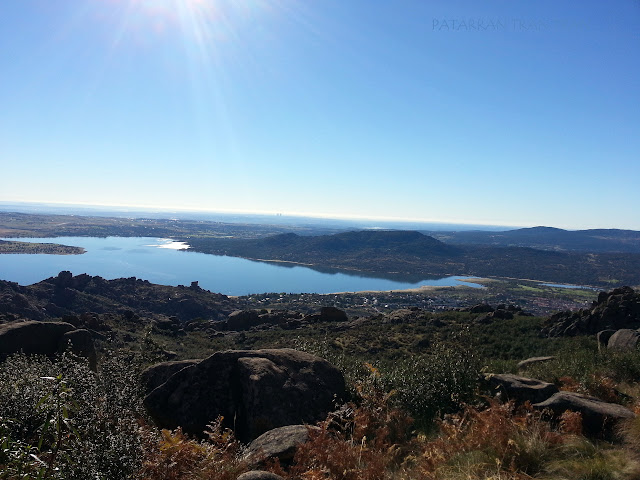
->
(426, 227), (640, 253)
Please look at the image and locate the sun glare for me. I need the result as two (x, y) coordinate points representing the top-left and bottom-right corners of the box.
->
(100, 0), (274, 42)
(99, 0), (221, 40)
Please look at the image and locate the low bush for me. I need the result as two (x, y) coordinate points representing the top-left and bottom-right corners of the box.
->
(381, 342), (480, 428)
(523, 341), (640, 403)
(293, 333), (481, 429)
(0, 351), (145, 479)
(2, 331), (640, 479)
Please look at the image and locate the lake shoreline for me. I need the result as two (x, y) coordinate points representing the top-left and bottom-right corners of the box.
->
(0, 236), (481, 295)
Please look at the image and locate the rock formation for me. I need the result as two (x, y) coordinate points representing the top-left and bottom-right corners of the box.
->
(606, 329), (640, 350)
(534, 391), (635, 438)
(482, 373), (559, 404)
(0, 320), (97, 369)
(140, 359), (200, 394)
(144, 348), (345, 442)
(542, 287), (640, 337)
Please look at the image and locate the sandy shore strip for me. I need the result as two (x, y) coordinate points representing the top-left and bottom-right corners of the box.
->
(325, 277), (489, 295)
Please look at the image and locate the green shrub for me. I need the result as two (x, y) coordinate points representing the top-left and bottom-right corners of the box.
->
(381, 342), (481, 428)
(0, 351), (146, 479)
(524, 340), (600, 386)
(292, 333), (480, 429)
(602, 350), (640, 384)
(520, 340), (640, 402)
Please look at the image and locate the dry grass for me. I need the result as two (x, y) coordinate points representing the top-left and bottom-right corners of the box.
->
(281, 367), (415, 480)
(270, 396), (640, 480)
(138, 417), (247, 480)
(417, 401), (563, 479)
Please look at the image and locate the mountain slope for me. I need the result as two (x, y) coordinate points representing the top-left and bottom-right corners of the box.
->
(428, 227), (640, 253)
(187, 230), (460, 264)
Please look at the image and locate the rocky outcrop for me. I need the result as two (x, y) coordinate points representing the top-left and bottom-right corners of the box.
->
(0, 272), (238, 324)
(542, 287), (640, 337)
(318, 307), (348, 322)
(303, 307), (349, 323)
(0, 321), (74, 356)
(151, 317), (188, 337)
(485, 371), (636, 438)
(534, 391), (635, 437)
(469, 303), (494, 314)
(244, 424), (320, 467)
(483, 373), (558, 404)
(227, 310), (262, 330)
(462, 304), (529, 324)
(226, 310), (304, 331)
(144, 349), (345, 442)
(0, 320), (96, 369)
(0, 281), (45, 322)
(475, 308), (514, 324)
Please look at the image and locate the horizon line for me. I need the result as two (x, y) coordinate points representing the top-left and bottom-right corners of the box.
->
(0, 199), (637, 232)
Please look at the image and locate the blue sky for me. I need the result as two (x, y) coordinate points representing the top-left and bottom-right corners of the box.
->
(1, 0), (638, 229)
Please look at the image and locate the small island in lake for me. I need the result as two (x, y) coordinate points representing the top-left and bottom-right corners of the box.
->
(0, 239), (85, 255)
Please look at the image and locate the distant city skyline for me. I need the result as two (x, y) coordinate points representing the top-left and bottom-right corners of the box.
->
(1, 1), (638, 230)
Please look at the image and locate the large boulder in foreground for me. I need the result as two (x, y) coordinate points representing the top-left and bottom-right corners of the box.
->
(534, 391), (635, 438)
(144, 349), (345, 442)
(483, 373), (559, 404)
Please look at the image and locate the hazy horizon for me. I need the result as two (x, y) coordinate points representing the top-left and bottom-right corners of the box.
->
(0, 200), (515, 231)
(3, 200), (640, 233)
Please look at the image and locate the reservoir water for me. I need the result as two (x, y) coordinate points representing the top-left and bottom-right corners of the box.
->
(0, 237), (483, 295)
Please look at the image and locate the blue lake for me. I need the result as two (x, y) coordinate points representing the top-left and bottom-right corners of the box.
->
(0, 237), (483, 295)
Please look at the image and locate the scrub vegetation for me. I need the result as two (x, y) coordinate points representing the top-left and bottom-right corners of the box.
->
(2, 305), (640, 479)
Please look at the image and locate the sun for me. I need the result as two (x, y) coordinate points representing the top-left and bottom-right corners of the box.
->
(90, 0), (286, 54)
(98, 0), (223, 40)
